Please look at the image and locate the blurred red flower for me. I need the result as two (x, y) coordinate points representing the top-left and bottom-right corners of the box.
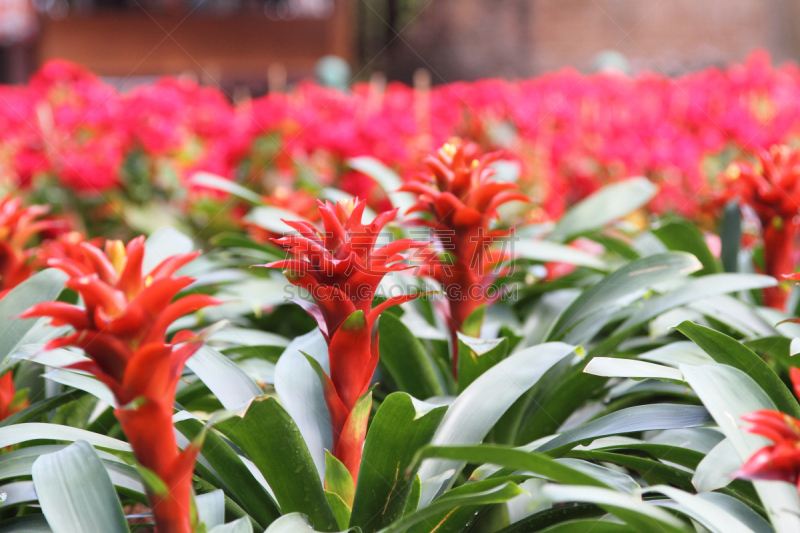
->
(720, 145), (800, 310)
(400, 140), (529, 372)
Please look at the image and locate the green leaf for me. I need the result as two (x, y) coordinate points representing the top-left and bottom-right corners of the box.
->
(677, 321), (800, 418)
(379, 481), (524, 533)
(196, 489), (226, 529)
(349, 393), (447, 532)
(347, 156), (414, 211)
(0, 515), (54, 532)
(143, 226), (195, 273)
(548, 178), (657, 242)
(0, 269), (67, 361)
(191, 172), (263, 204)
(378, 313), (444, 400)
(541, 484), (686, 533)
(692, 438), (740, 493)
(698, 493), (773, 533)
(682, 363), (800, 531)
(0, 444), (143, 495)
(548, 252), (701, 341)
(245, 206), (314, 236)
(0, 390), (83, 428)
(556, 458), (639, 494)
(457, 334), (508, 391)
(218, 398), (338, 532)
(265, 513), (359, 532)
(566, 450), (695, 492)
(412, 445), (608, 488)
(514, 240), (607, 270)
(41, 370), (115, 405)
(325, 491), (351, 531)
(584, 357), (683, 381)
(536, 404), (713, 455)
(643, 485), (753, 533)
(461, 305), (486, 338)
(637, 342), (713, 368)
(134, 463), (170, 496)
(175, 416), (280, 528)
(209, 517), (254, 533)
(186, 346), (263, 411)
(274, 329), (331, 477)
(520, 518), (633, 533)
(720, 201), (741, 273)
(0, 423), (130, 451)
(325, 451), (355, 509)
(612, 273), (776, 335)
(744, 336), (794, 370)
(32, 441), (129, 533)
(496, 504), (605, 533)
(416, 342), (576, 491)
(653, 221), (719, 276)
(404, 475), (420, 517)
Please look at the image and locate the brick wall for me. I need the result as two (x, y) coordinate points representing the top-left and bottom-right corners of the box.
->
(390, 0), (799, 82)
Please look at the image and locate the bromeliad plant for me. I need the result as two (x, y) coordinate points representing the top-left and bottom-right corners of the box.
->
(20, 236), (218, 533)
(400, 140), (529, 373)
(262, 198), (429, 481)
(0, 194), (64, 298)
(720, 145), (800, 310)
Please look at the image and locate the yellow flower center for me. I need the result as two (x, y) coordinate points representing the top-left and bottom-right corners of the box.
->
(107, 240), (127, 275)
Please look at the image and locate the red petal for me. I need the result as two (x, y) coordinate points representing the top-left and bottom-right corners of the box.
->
(145, 294), (221, 345)
(18, 301), (91, 330)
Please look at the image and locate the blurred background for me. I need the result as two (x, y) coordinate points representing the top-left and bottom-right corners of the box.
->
(2, 0), (800, 91)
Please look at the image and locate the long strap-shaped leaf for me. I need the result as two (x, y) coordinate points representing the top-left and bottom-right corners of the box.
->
(32, 441), (129, 533)
(678, 321), (800, 418)
(548, 252), (701, 341)
(682, 363), (800, 532)
(416, 342), (576, 491)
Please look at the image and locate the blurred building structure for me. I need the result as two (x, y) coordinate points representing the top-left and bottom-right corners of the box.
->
(1, 0), (353, 89)
(387, 0), (800, 81)
(3, 0), (800, 87)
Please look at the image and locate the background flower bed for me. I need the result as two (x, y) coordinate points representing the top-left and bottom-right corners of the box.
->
(2, 51), (800, 238)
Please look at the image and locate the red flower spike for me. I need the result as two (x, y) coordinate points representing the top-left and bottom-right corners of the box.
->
(720, 146), (800, 310)
(399, 140), (530, 374)
(0, 372), (28, 421)
(21, 237), (218, 533)
(736, 366), (800, 496)
(261, 198), (429, 482)
(0, 195), (66, 298)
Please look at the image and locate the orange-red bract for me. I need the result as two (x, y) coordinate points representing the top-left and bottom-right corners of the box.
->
(0, 373), (27, 421)
(262, 198), (429, 481)
(0, 195), (64, 298)
(400, 140), (529, 373)
(720, 145), (800, 310)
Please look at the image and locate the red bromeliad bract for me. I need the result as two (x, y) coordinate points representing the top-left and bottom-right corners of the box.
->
(721, 145), (800, 310)
(0, 373), (27, 421)
(21, 236), (219, 533)
(399, 140), (529, 372)
(0, 195), (64, 298)
(736, 367), (800, 493)
(262, 198), (428, 481)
